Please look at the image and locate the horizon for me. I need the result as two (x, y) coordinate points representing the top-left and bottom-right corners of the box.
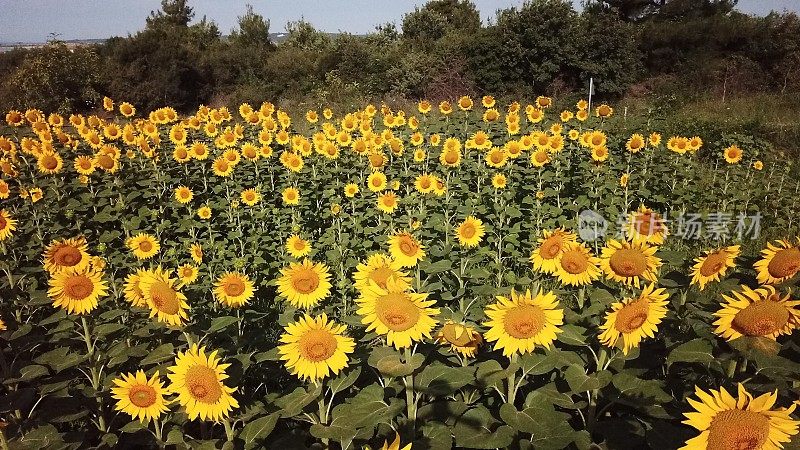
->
(1, 0), (798, 44)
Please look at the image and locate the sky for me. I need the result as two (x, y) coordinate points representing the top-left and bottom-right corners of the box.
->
(1, 0), (798, 43)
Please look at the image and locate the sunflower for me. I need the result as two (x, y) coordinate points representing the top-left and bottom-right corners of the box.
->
(436, 321), (483, 358)
(367, 171), (388, 192)
(626, 205), (669, 245)
(357, 278), (439, 349)
(119, 102), (136, 118)
(111, 370), (170, 423)
(353, 253), (411, 293)
(37, 152), (63, 175)
(139, 267), (189, 326)
(492, 173), (507, 189)
(620, 173), (630, 187)
(680, 384), (799, 450)
(190, 243), (203, 263)
(483, 289), (563, 357)
(591, 146), (610, 162)
(214, 272), (255, 308)
(530, 149), (550, 167)
(530, 228), (578, 274)
(278, 313), (355, 381)
(123, 269), (149, 308)
(723, 145), (743, 164)
(127, 233), (160, 260)
(554, 242), (601, 286)
(71, 155), (95, 176)
(380, 432), (412, 450)
(177, 264), (199, 285)
(626, 134), (646, 153)
(0, 180), (9, 199)
(211, 157), (233, 177)
(598, 283), (669, 354)
(388, 232), (425, 267)
(286, 234), (311, 258)
(240, 188), (260, 206)
(43, 236), (91, 274)
(375, 191), (398, 214)
(48, 267), (108, 315)
(167, 344), (239, 422)
(754, 239), (800, 285)
(277, 259), (333, 309)
(282, 187), (300, 206)
(197, 206), (212, 220)
(600, 239), (662, 288)
(753, 160), (764, 170)
(175, 186), (193, 204)
(691, 246), (740, 290)
(485, 147), (508, 168)
(713, 285), (800, 341)
(456, 216), (485, 248)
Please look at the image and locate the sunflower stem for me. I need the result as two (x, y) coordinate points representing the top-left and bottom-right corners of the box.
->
(222, 418), (235, 442)
(402, 347), (417, 438)
(507, 353), (518, 405)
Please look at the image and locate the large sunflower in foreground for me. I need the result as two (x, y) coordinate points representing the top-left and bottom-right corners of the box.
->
(598, 283), (669, 354)
(0, 209), (17, 241)
(127, 233), (160, 260)
(48, 267), (108, 314)
(139, 267), (189, 326)
(213, 272), (255, 308)
(276, 259), (332, 309)
(353, 253), (411, 293)
(754, 239), (800, 285)
(278, 313), (355, 382)
(456, 216), (486, 248)
(111, 370), (170, 423)
(388, 231), (426, 267)
(357, 278), (439, 349)
(713, 285), (800, 341)
(691, 245), (740, 290)
(530, 228), (578, 274)
(600, 239), (662, 288)
(680, 384), (798, 450)
(42, 236), (91, 274)
(626, 205), (669, 245)
(554, 242), (601, 286)
(436, 321), (483, 358)
(483, 289), (564, 357)
(167, 344), (239, 422)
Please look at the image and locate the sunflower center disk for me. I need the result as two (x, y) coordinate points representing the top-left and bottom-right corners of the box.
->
(128, 384), (157, 408)
(542, 237), (563, 259)
(706, 409), (769, 450)
(442, 323), (473, 346)
(503, 305), (546, 339)
(560, 250), (588, 274)
(0, 216), (5, 229)
(614, 299), (650, 333)
(64, 275), (94, 299)
(139, 241), (153, 252)
(635, 213), (662, 236)
(185, 365), (223, 404)
(299, 329), (337, 362)
(43, 156), (58, 170)
(767, 247), (800, 279)
(376, 293), (420, 332)
(291, 269), (320, 294)
(399, 239), (417, 256)
(733, 301), (790, 336)
(461, 224), (476, 239)
(149, 281), (180, 315)
(55, 246), (82, 266)
(700, 251), (728, 276)
(609, 248), (647, 277)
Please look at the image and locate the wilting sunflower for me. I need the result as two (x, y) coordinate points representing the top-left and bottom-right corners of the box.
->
(353, 253), (411, 293)
(277, 259), (333, 309)
(754, 239), (800, 285)
(598, 283), (669, 354)
(691, 245), (740, 290)
(388, 231), (425, 267)
(111, 370), (170, 423)
(43, 236), (91, 274)
(214, 272), (255, 308)
(278, 313), (355, 382)
(357, 278), (439, 349)
(436, 321), (483, 358)
(723, 145), (744, 164)
(714, 284), (800, 341)
(680, 384), (799, 450)
(177, 264), (199, 285)
(282, 187), (300, 206)
(48, 267), (108, 314)
(167, 344), (239, 422)
(530, 228), (578, 274)
(456, 216), (486, 248)
(600, 240), (662, 288)
(286, 234), (312, 258)
(240, 188), (260, 206)
(190, 243), (203, 264)
(127, 233), (160, 260)
(0, 209), (17, 241)
(139, 267), (189, 326)
(626, 205), (669, 245)
(377, 191), (399, 214)
(175, 186), (193, 204)
(554, 242), (601, 286)
(483, 289), (563, 357)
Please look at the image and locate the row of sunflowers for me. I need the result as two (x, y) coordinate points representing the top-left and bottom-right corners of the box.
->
(0, 95), (799, 449)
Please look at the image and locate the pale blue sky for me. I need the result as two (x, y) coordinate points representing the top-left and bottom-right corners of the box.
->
(1, 0), (797, 43)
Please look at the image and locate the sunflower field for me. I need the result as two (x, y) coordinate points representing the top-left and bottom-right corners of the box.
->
(0, 95), (799, 450)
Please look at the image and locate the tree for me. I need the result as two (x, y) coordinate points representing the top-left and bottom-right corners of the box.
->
(230, 4), (273, 48)
(146, 0), (194, 29)
(402, 0), (481, 43)
(594, 0), (737, 21)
